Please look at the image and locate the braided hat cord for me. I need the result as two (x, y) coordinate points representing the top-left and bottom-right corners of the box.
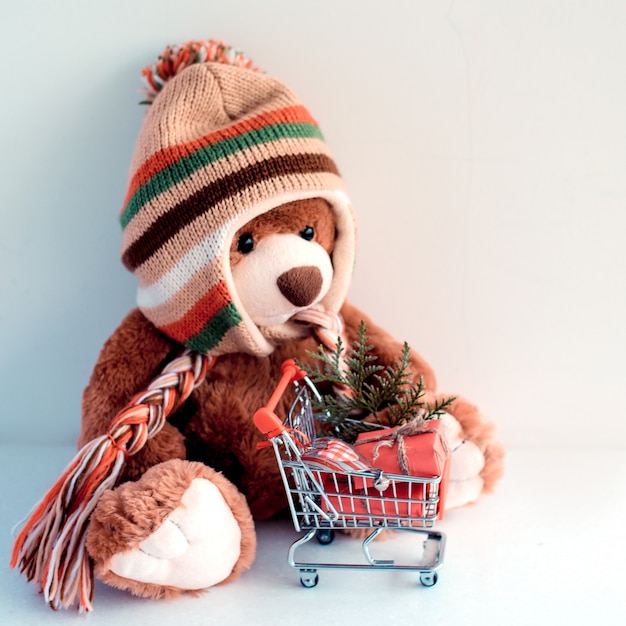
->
(10, 350), (213, 612)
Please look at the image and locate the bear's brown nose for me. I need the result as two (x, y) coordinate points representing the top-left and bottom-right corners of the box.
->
(277, 266), (323, 307)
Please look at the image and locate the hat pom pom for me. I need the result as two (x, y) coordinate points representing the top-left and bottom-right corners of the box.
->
(140, 39), (258, 104)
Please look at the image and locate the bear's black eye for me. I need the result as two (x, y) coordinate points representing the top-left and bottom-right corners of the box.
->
(299, 226), (315, 241)
(237, 233), (255, 254)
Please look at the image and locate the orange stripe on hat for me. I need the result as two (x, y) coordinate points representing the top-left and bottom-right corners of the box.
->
(122, 105), (317, 208)
(160, 280), (232, 342)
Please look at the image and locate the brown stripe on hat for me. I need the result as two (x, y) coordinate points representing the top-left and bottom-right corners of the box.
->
(122, 152), (339, 271)
(126, 177), (344, 296)
(121, 136), (333, 250)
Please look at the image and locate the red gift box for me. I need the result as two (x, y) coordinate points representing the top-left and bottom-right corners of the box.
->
(311, 420), (449, 523)
(352, 419), (449, 519)
(321, 476), (441, 524)
(355, 420), (448, 477)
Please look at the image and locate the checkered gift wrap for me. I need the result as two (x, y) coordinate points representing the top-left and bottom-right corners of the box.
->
(300, 437), (372, 473)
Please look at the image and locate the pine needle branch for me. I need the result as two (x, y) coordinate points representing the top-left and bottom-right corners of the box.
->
(296, 321), (455, 441)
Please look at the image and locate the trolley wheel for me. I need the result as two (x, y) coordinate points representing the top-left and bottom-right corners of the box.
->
(420, 571), (438, 587)
(315, 529), (335, 545)
(300, 569), (319, 588)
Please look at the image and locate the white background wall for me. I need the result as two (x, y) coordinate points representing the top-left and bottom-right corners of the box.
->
(1, 0), (624, 449)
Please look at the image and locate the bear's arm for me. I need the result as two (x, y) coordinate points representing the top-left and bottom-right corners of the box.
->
(340, 300), (437, 391)
(79, 309), (188, 480)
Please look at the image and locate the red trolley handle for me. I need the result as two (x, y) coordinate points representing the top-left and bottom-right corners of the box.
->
(253, 359), (307, 440)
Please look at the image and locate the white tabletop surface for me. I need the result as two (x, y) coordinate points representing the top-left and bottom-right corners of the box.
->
(1, 445), (624, 626)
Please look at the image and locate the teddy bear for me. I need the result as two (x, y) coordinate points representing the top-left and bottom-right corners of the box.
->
(11, 40), (503, 612)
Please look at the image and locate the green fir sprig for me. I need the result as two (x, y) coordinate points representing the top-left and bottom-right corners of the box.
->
(298, 321), (455, 442)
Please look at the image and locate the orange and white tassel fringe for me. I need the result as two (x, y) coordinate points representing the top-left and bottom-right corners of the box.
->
(10, 349), (213, 613)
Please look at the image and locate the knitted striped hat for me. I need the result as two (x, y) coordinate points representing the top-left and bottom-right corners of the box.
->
(120, 41), (356, 357)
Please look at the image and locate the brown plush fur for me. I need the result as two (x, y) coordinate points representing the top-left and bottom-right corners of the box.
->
(229, 198), (336, 267)
(80, 305), (443, 520)
(80, 196), (503, 598)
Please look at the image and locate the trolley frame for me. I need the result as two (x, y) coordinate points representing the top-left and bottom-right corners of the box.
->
(254, 360), (446, 588)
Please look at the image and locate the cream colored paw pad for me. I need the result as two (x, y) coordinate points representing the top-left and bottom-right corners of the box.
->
(110, 478), (241, 590)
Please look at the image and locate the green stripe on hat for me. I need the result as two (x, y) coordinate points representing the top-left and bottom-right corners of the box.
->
(185, 302), (243, 353)
(121, 122), (324, 229)
(122, 152), (339, 271)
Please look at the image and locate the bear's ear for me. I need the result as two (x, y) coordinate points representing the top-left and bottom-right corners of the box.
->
(229, 198), (336, 267)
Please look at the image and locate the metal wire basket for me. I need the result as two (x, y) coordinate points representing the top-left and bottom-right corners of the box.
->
(254, 360), (447, 588)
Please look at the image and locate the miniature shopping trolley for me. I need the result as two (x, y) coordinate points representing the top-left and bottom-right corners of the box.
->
(253, 360), (447, 589)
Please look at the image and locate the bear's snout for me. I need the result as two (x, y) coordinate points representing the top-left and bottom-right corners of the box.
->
(277, 266), (323, 307)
